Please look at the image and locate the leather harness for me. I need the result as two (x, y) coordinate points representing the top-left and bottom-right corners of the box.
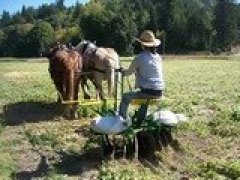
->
(82, 46), (107, 75)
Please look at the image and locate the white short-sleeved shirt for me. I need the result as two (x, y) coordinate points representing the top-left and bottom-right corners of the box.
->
(124, 50), (164, 90)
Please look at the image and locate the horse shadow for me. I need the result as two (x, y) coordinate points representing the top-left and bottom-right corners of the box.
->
(2, 101), (63, 126)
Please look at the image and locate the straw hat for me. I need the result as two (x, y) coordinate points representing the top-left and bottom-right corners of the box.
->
(136, 30), (161, 47)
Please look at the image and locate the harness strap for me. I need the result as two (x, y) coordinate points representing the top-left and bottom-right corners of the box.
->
(83, 47), (117, 75)
(86, 48), (108, 74)
(77, 71), (92, 76)
(89, 67), (106, 74)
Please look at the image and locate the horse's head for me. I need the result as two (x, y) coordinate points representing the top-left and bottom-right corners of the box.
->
(43, 43), (60, 59)
(44, 42), (72, 59)
(76, 40), (97, 55)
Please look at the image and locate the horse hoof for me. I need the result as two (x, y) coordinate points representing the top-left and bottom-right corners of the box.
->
(73, 112), (79, 119)
(63, 109), (76, 120)
(69, 110), (79, 120)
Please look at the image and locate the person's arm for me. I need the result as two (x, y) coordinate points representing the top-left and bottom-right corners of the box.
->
(123, 57), (137, 76)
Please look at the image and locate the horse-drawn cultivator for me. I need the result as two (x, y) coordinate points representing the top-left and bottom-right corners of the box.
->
(77, 72), (179, 159)
(94, 98), (174, 159)
(58, 69), (183, 159)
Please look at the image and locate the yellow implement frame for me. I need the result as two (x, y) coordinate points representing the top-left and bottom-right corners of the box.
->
(61, 99), (117, 106)
(130, 98), (161, 106)
(60, 98), (161, 106)
(58, 92), (163, 107)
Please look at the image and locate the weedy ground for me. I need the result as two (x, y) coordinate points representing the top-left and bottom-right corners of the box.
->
(0, 58), (239, 179)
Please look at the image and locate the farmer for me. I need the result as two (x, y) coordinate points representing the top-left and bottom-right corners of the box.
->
(119, 30), (164, 120)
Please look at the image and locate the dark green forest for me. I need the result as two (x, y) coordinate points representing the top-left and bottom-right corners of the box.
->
(0, 0), (240, 57)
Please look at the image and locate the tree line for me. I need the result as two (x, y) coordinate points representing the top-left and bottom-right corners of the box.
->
(0, 0), (240, 57)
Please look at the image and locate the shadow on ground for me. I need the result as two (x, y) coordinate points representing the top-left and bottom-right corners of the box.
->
(15, 155), (49, 180)
(15, 148), (103, 179)
(54, 148), (102, 175)
(3, 101), (63, 125)
(13, 135), (184, 179)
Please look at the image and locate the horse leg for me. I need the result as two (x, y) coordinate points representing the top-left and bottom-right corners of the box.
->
(57, 80), (64, 102)
(62, 71), (69, 118)
(73, 75), (80, 118)
(65, 69), (75, 119)
(51, 73), (64, 102)
(91, 74), (105, 100)
(70, 70), (78, 119)
(62, 72), (68, 101)
(74, 76), (80, 101)
(81, 77), (91, 99)
(107, 69), (115, 98)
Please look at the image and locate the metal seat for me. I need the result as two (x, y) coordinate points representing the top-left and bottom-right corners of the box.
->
(130, 97), (162, 124)
(130, 97), (161, 106)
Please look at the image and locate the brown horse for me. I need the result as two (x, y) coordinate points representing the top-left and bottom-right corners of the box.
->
(77, 40), (120, 100)
(47, 44), (83, 119)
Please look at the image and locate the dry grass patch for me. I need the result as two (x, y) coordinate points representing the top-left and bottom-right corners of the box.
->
(4, 71), (31, 79)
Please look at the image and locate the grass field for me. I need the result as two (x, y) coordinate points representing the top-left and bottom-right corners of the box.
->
(0, 57), (240, 179)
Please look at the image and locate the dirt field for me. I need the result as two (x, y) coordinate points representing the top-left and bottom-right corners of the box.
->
(0, 58), (239, 179)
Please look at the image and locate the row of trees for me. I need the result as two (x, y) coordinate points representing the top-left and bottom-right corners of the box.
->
(0, 0), (240, 57)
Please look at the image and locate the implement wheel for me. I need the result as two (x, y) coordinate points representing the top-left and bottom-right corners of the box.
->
(157, 127), (173, 147)
(102, 135), (113, 157)
(137, 131), (156, 158)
